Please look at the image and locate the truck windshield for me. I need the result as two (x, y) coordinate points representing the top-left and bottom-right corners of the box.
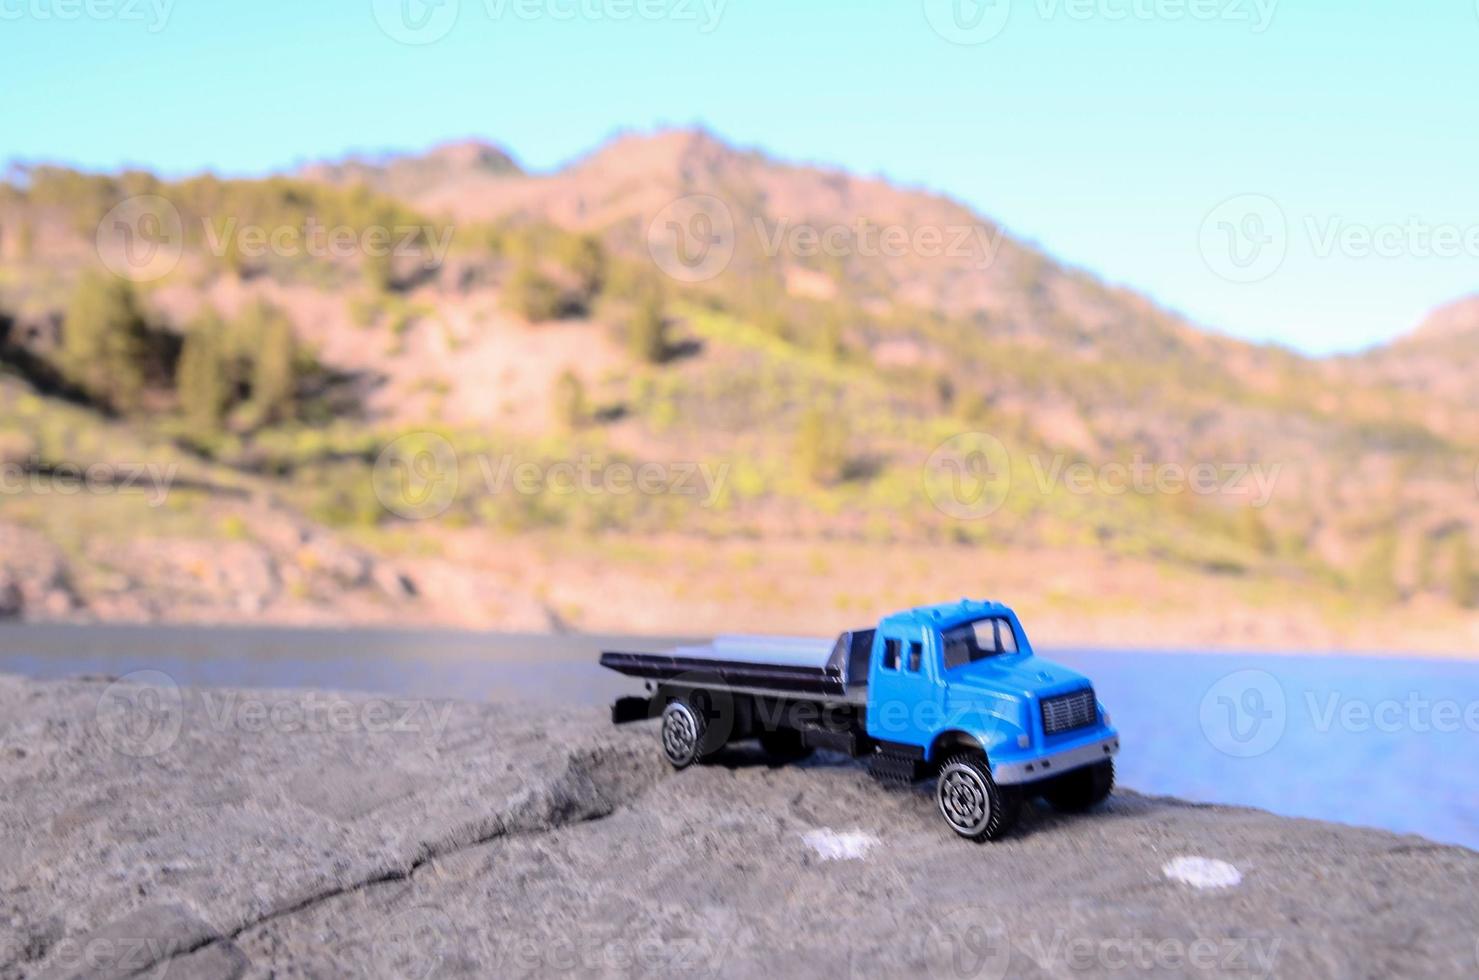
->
(941, 617), (1019, 669)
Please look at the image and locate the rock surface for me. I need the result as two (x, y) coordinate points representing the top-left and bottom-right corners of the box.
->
(0, 673), (1475, 979)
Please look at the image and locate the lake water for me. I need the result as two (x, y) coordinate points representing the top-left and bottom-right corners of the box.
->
(2, 624), (1474, 850)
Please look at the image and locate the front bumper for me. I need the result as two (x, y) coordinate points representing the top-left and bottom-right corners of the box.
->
(991, 731), (1120, 785)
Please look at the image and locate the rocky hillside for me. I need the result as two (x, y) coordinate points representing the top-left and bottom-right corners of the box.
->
(0, 130), (1475, 643)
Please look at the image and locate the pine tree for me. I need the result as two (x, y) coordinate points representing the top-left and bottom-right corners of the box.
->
(559, 234), (605, 305)
(176, 311), (228, 438)
(59, 272), (150, 413)
(796, 405), (848, 485)
(245, 302), (297, 426)
(16, 219), (35, 261)
(627, 290), (668, 364)
(504, 256), (564, 322)
(1355, 530), (1400, 604)
(1453, 535), (1475, 609)
(552, 370), (586, 430)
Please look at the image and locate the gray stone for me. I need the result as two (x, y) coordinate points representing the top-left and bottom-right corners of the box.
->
(0, 673), (1474, 979)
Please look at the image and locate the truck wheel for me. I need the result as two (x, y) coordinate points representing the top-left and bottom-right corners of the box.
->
(936, 753), (1019, 842)
(660, 700), (707, 769)
(1042, 759), (1114, 812)
(758, 728), (813, 762)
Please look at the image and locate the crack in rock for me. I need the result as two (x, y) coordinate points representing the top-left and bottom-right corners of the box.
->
(19, 741), (667, 980)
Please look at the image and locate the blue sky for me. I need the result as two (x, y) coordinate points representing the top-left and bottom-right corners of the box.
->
(2, 0), (1476, 355)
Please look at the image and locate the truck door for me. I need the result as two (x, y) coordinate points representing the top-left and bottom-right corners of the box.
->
(865, 627), (943, 749)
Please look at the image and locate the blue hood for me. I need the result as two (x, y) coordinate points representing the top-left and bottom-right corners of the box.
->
(944, 652), (1091, 699)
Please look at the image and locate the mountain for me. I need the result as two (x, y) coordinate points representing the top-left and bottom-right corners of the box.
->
(0, 129), (1475, 646)
(298, 139), (523, 202)
(1347, 296), (1479, 414)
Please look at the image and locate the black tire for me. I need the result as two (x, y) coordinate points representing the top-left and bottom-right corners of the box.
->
(1042, 759), (1114, 812)
(935, 752), (1020, 842)
(660, 700), (707, 769)
(758, 728), (814, 762)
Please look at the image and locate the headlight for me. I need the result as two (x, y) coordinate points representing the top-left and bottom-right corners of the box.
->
(1016, 733), (1030, 749)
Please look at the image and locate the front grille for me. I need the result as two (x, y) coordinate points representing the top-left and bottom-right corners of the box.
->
(1041, 688), (1097, 735)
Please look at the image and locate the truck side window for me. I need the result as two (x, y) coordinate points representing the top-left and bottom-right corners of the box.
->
(907, 641), (922, 672)
(882, 638), (901, 671)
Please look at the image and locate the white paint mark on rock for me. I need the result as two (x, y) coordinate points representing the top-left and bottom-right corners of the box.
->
(1162, 856), (1243, 889)
(802, 828), (880, 861)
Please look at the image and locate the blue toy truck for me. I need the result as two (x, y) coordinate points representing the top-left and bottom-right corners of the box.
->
(601, 599), (1119, 841)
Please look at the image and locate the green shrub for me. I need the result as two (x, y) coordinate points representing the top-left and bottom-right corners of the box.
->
(627, 289), (668, 364)
(552, 370), (587, 430)
(176, 311), (229, 438)
(59, 272), (152, 412)
(504, 257), (564, 322)
(795, 405), (849, 485)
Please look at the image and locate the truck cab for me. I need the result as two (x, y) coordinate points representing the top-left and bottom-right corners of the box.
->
(864, 600), (1119, 829)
